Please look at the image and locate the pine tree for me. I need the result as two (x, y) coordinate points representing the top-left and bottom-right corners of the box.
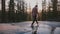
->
(8, 0), (15, 22)
(51, 0), (58, 20)
(42, 0), (46, 21)
(1, 0), (6, 22)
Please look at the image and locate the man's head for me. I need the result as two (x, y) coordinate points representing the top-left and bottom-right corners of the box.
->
(35, 5), (38, 7)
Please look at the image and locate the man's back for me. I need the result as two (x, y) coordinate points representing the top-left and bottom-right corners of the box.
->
(32, 7), (38, 17)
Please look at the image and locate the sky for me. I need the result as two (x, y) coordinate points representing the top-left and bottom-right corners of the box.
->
(0, 0), (1, 10)
(25, 0), (42, 9)
(0, 0), (49, 11)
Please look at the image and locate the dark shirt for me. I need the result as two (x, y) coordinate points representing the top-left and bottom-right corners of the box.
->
(32, 7), (38, 17)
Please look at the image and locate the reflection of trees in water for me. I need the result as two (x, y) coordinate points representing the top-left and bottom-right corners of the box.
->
(31, 26), (38, 34)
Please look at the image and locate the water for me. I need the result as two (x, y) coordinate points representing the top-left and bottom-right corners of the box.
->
(0, 21), (60, 34)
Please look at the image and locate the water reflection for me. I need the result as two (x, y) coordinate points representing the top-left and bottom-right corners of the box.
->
(51, 27), (56, 34)
(31, 26), (38, 34)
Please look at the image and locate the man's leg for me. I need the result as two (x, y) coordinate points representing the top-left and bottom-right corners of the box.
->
(31, 17), (35, 26)
(31, 20), (35, 26)
(35, 16), (38, 26)
(36, 19), (38, 25)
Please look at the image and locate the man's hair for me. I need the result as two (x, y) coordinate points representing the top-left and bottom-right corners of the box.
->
(35, 5), (38, 7)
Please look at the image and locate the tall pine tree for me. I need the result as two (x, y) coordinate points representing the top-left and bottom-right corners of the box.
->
(1, 0), (6, 22)
(8, 0), (15, 22)
(51, 0), (58, 20)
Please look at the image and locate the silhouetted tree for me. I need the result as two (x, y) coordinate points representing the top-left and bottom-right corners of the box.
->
(51, 0), (58, 20)
(1, 0), (6, 22)
(42, 0), (46, 21)
(57, 0), (60, 21)
(8, 0), (15, 22)
(16, 0), (27, 22)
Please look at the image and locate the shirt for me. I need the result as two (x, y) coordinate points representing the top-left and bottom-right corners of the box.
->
(32, 7), (38, 17)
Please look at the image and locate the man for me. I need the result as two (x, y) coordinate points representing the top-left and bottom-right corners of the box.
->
(31, 5), (38, 26)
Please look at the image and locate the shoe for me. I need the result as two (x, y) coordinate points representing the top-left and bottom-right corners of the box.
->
(37, 24), (39, 27)
(31, 24), (33, 27)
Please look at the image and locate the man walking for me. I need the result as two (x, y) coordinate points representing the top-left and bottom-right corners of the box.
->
(31, 5), (38, 26)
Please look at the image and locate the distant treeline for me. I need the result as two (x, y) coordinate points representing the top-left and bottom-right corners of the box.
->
(0, 0), (60, 23)
(0, 0), (28, 23)
(41, 0), (60, 21)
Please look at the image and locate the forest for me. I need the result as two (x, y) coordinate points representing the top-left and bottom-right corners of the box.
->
(0, 0), (60, 23)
